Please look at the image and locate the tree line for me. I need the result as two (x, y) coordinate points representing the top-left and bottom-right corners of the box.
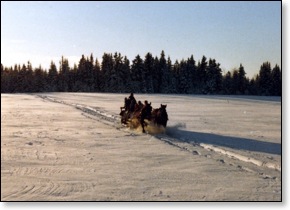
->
(1, 51), (281, 96)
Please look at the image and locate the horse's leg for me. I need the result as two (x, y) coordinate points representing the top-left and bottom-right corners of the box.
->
(140, 117), (145, 133)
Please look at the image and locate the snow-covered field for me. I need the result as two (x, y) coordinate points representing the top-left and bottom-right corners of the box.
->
(1, 93), (281, 201)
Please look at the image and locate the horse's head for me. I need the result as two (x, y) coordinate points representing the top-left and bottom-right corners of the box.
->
(160, 104), (167, 110)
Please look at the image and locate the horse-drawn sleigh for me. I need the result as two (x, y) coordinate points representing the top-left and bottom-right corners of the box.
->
(120, 93), (168, 133)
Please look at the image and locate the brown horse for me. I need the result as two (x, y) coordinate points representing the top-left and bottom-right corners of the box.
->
(151, 104), (168, 128)
(139, 101), (152, 133)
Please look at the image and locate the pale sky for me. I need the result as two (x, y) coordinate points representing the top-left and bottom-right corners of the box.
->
(1, 1), (281, 78)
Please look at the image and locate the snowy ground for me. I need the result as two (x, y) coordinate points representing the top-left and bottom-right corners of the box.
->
(1, 93), (281, 201)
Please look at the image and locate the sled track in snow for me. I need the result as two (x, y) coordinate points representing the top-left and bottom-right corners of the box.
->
(38, 95), (281, 172)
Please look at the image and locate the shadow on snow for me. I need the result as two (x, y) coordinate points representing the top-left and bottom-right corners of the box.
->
(166, 123), (281, 155)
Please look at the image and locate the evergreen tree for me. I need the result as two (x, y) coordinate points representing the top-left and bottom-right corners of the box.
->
(237, 64), (246, 94)
(48, 61), (58, 92)
(130, 54), (144, 93)
(101, 53), (114, 92)
(143, 52), (154, 93)
(159, 51), (172, 93)
(1, 64), (4, 92)
(76, 54), (95, 91)
(93, 58), (101, 92)
(104, 52), (120, 92)
(196, 56), (207, 93)
(152, 56), (160, 93)
(10, 65), (20, 92)
(187, 55), (196, 93)
(205, 58), (222, 94)
(14, 64), (25, 92)
(258, 62), (272, 95)
(177, 55), (196, 93)
(58, 56), (70, 91)
(171, 60), (180, 93)
(70, 63), (79, 92)
(2, 66), (14, 92)
(113, 52), (128, 92)
(271, 64), (281, 96)
(17, 63), (28, 92)
(222, 71), (233, 94)
(244, 77), (250, 95)
(26, 61), (34, 92)
(178, 59), (187, 93)
(248, 75), (259, 95)
(34, 65), (46, 92)
(87, 53), (96, 91)
(121, 56), (131, 92)
(232, 69), (239, 94)
(166, 56), (174, 93)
